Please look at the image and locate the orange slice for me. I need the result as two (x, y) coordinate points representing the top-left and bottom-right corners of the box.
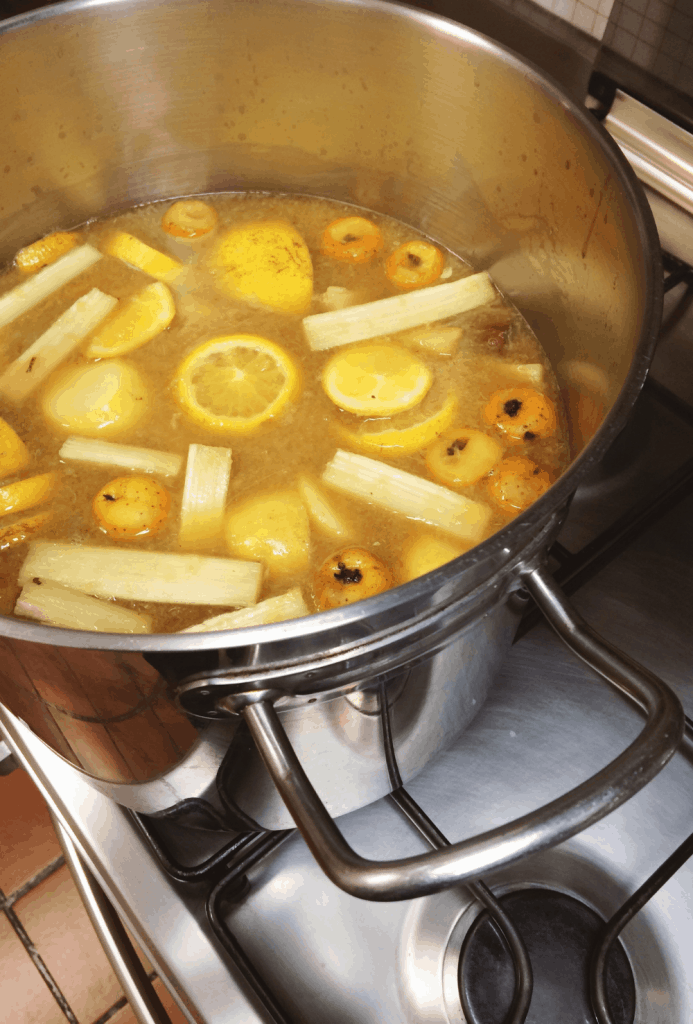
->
(85, 282), (175, 358)
(105, 232), (182, 283)
(322, 343), (432, 417)
(0, 417), (30, 478)
(337, 391), (458, 457)
(174, 334), (300, 435)
(15, 232), (80, 274)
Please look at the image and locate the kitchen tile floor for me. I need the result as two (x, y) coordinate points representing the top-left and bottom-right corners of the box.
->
(0, 766), (188, 1024)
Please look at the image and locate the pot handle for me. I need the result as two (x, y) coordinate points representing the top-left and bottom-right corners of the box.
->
(241, 564), (684, 902)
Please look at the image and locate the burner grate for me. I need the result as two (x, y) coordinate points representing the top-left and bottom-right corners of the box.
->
(460, 891), (635, 1024)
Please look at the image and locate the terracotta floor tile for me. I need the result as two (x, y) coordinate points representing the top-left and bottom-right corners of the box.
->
(0, 769), (62, 897)
(107, 977), (192, 1024)
(13, 863), (123, 1023)
(0, 910), (66, 1024)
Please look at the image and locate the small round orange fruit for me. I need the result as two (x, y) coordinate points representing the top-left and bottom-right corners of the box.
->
(385, 240), (444, 290)
(487, 457), (552, 513)
(320, 217), (383, 264)
(93, 476), (170, 540)
(484, 388), (557, 442)
(314, 547), (394, 610)
(162, 200), (218, 238)
(425, 426), (503, 487)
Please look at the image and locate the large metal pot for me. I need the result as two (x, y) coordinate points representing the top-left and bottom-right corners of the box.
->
(0, 0), (683, 898)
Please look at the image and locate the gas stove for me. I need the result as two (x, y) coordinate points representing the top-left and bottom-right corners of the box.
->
(3, 6), (693, 1024)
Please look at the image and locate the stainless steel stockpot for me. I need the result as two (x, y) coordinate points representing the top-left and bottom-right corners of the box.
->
(0, 0), (682, 898)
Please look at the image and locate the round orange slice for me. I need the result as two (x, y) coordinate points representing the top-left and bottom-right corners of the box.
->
(174, 335), (300, 434)
(322, 343), (432, 417)
(337, 391), (458, 457)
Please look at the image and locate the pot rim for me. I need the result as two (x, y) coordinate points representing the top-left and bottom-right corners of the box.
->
(0, 0), (662, 653)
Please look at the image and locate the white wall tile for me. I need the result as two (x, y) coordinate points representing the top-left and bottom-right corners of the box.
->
(598, 0), (616, 16)
(620, 7), (644, 33)
(624, 0), (650, 16)
(573, 1), (599, 31)
(639, 17), (665, 44)
(593, 12), (609, 34)
(553, 0), (578, 18)
(646, 0), (673, 23)
(612, 25), (637, 55)
(544, 0), (615, 34)
(632, 38), (656, 64)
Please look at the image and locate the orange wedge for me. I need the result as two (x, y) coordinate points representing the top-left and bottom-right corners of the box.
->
(337, 391), (458, 457)
(85, 283), (175, 358)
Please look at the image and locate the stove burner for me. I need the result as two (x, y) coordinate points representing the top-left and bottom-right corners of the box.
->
(459, 889), (635, 1024)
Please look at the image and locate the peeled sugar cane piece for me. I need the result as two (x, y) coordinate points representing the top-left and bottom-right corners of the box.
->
(318, 286), (361, 311)
(396, 325), (462, 357)
(0, 244), (102, 330)
(58, 437), (182, 477)
(0, 289), (117, 403)
(15, 580), (152, 633)
(0, 417), (30, 478)
(322, 449), (492, 544)
(180, 588), (309, 633)
(179, 444), (232, 549)
(297, 475), (351, 539)
(19, 542), (262, 607)
(0, 472), (58, 518)
(477, 357), (544, 386)
(501, 363), (544, 385)
(303, 272), (496, 351)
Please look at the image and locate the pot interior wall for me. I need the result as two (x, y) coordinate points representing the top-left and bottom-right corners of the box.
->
(0, 0), (649, 441)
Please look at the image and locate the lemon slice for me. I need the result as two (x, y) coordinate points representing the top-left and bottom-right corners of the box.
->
(105, 232), (182, 283)
(174, 335), (300, 434)
(322, 343), (432, 417)
(337, 391), (458, 457)
(85, 283), (175, 358)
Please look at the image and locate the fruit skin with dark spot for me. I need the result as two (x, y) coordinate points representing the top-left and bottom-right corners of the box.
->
(314, 547), (394, 610)
(426, 426), (503, 488)
(484, 387), (557, 441)
(92, 475), (170, 540)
